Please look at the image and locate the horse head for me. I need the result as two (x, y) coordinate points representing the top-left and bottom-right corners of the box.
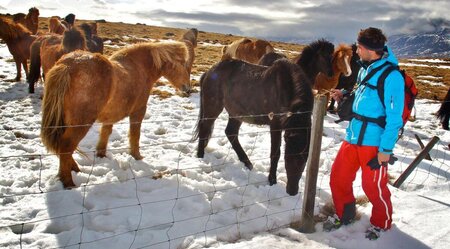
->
(294, 39), (334, 83)
(279, 61), (314, 195)
(160, 42), (192, 94)
(334, 44), (353, 77)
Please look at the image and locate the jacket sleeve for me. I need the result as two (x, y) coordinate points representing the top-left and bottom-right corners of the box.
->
(379, 70), (404, 154)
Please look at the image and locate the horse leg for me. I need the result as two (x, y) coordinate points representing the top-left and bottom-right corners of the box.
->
(22, 60), (29, 79)
(96, 124), (113, 157)
(196, 101), (223, 158)
(443, 114), (449, 130)
(328, 98), (336, 112)
(129, 108), (146, 160)
(57, 126), (91, 188)
(14, 60), (21, 81)
(268, 125), (282, 185)
(225, 118), (252, 170)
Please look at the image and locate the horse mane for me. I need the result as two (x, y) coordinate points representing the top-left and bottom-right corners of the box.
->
(110, 41), (188, 70)
(0, 16), (31, 41)
(294, 39), (334, 69)
(62, 27), (87, 52)
(223, 38), (251, 57)
(181, 28), (198, 47)
(79, 23), (94, 38)
(64, 14), (76, 26)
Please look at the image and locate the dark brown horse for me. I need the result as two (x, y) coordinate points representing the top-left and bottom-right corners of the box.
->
(221, 38), (275, 64)
(41, 41), (192, 188)
(0, 16), (36, 81)
(12, 7), (40, 34)
(437, 88), (450, 130)
(193, 39), (334, 196)
(27, 27), (87, 93)
(79, 22), (104, 54)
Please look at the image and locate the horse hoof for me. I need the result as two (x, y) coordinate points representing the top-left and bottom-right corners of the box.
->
(96, 151), (106, 158)
(268, 177), (277, 186)
(62, 180), (76, 189)
(131, 153), (144, 160)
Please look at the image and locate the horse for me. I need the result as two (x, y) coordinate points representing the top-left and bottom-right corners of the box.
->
(48, 14), (76, 34)
(179, 28), (198, 75)
(41, 41), (192, 188)
(437, 88), (450, 130)
(193, 39), (334, 196)
(12, 7), (40, 34)
(257, 51), (287, 66)
(328, 43), (361, 112)
(79, 22), (104, 54)
(221, 38), (275, 64)
(27, 27), (87, 93)
(0, 16), (36, 81)
(313, 44), (353, 103)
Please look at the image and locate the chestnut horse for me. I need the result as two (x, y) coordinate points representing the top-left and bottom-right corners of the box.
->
(27, 27), (87, 93)
(221, 38), (275, 64)
(0, 16), (36, 81)
(313, 44), (353, 103)
(179, 28), (198, 75)
(48, 14), (76, 34)
(194, 39), (334, 196)
(41, 41), (192, 188)
(328, 43), (361, 112)
(12, 7), (40, 34)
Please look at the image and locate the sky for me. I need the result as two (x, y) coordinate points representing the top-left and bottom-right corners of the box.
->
(2, 0), (450, 43)
(0, 38), (449, 248)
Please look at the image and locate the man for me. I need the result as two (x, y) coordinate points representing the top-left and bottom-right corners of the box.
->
(324, 27), (405, 240)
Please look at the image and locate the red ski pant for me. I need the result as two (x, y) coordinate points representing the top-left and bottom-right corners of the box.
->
(330, 141), (393, 229)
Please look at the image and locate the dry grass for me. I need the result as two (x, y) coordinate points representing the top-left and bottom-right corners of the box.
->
(4, 15), (447, 101)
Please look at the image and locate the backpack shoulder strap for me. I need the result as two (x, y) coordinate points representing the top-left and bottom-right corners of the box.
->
(376, 64), (399, 108)
(359, 61), (390, 88)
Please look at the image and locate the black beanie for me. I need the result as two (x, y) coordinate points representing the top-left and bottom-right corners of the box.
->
(357, 36), (385, 51)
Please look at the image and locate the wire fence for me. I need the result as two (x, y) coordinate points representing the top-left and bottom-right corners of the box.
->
(1, 108), (449, 249)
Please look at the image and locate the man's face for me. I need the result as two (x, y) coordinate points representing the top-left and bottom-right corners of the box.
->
(356, 43), (371, 61)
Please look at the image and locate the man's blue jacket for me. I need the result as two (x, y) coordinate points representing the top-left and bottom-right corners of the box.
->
(345, 46), (404, 154)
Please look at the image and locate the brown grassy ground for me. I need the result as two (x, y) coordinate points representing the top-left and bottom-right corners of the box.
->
(12, 16), (450, 100)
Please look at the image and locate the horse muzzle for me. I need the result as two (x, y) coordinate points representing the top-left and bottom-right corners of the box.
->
(181, 84), (192, 94)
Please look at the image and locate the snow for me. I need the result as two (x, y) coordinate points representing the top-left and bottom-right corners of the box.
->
(0, 42), (449, 249)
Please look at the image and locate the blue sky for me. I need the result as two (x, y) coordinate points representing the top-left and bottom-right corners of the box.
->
(2, 0), (449, 43)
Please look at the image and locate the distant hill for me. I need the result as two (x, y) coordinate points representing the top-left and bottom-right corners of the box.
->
(388, 28), (450, 58)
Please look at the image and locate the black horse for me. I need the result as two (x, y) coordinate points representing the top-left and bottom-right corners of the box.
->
(437, 88), (450, 130)
(193, 39), (334, 196)
(328, 43), (361, 112)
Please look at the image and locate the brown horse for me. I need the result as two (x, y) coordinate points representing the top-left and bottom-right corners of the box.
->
(221, 38), (275, 63)
(179, 28), (198, 75)
(328, 43), (361, 112)
(12, 7), (40, 34)
(193, 39), (334, 196)
(0, 16), (36, 81)
(48, 14), (75, 34)
(41, 41), (192, 188)
(313, 44), (353, 103)
(27, 27), (87, 93)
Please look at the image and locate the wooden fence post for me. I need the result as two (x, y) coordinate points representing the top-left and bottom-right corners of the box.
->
(298, 95), (327, 233)
(414, 134), (432, 161)
(393, 136), (440, 188)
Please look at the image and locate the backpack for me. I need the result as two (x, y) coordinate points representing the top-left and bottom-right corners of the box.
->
(335, 62), (418, 144)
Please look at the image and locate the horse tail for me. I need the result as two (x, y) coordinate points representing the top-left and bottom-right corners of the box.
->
(41, 64), (71, 153)
(192, 72), (208, 142)
(27, 39), (42, 92)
